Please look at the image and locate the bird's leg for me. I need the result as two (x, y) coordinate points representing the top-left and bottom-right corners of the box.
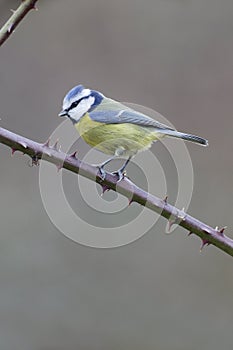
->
(97, 156), (116, 180)
(112, 156), (132, 182)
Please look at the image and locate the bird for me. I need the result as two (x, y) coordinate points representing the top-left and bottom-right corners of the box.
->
(59, 85), (208, 181)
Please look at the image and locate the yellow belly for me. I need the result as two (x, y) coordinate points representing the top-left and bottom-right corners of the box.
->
(75, 113), (163, 156)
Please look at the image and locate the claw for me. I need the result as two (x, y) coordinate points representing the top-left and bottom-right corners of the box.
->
(97, 166), (107, 181)
(112, 169), (125, 182)
(28, 155), (40, 167)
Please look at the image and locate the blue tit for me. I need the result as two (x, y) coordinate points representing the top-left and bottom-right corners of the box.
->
(59, 85), (208, 181)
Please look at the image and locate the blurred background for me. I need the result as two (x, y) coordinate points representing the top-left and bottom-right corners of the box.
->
(1, 0), (233, 349)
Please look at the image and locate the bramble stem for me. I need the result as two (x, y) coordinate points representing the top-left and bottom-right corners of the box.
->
(0, 126), (232, 257)
(0, 0), (38, 47)
(0, 1), (232, 257)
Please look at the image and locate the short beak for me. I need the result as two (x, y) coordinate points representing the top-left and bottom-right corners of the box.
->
(58, 110), (68, 117)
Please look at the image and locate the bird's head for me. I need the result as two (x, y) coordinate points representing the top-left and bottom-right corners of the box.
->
(58, 85), (103, 123)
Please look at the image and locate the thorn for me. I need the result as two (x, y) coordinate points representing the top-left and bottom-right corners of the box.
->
(52, 140), (59, 151)
(200, 239), (210, 252)
(100, 183), (111, 196)
(215, 226), (219, 231)
(163, 195), (168, 204)
(128, 198), (134, 206)
(56, 163), (63, 172)
(10, 9), (15, 13)
(43, 138), (50, 147)
(69, 151), (78, 159)
(218, 226), (227, 236)
(11, 148), (16, 155)
(187, 231), (193, 237)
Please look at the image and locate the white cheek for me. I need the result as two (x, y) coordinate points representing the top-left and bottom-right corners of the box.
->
(69, 96), (95, 122)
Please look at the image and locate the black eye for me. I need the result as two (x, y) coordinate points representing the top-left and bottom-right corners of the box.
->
(70, 100), (80, 109)
(67, 98), (83, 112)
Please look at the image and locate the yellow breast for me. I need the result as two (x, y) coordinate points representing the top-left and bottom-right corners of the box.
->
(74, 113), (164, 156)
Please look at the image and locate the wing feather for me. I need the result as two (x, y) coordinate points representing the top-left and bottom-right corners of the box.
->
(89, 104), (175, 131)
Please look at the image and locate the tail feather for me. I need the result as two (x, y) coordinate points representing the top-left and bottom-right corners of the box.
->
(158, 129), (208, 146)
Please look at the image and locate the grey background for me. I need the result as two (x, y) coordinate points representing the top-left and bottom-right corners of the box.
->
(1, 0), (233, 349)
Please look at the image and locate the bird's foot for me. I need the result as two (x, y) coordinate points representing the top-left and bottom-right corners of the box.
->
(97, 166), (125, 182)
(97, 166), (107, 181)
(111, 169), (126, 182)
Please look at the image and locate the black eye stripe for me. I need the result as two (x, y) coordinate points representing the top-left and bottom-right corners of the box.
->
(67, 95), (93, 112)
(67, 98), (83, 112)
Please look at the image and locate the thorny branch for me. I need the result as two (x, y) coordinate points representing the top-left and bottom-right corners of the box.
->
(0, 126), (233, 257)
(0, 1), (232, 257)
(0, 0), (38, 46)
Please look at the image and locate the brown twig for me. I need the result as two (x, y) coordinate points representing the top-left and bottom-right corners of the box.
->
(0, 0), (38, 47)
(0, 126), (232, 257)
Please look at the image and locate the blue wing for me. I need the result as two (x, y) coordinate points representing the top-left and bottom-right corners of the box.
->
(88, 100), (208, 146)
(89, 108), (175, 131)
